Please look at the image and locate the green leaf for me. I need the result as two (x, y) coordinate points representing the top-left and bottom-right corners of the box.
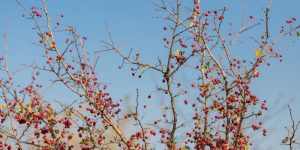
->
(297, 32), (300, 37)
(245, 144), (249, 150)
(201, 65), (207, 71)
(174, 50), (184, 56)
(160, 106), (168, 110)
(174, 50), (180, 56)
(255, 49), (262, 57)
(182, 145), (191, 150)
(205, 61), (210, 67)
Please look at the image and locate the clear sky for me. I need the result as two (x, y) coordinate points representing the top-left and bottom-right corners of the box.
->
(1, 0), (300, 149)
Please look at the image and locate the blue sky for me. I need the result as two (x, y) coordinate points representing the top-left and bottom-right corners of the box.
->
(1, 0), (300, 149)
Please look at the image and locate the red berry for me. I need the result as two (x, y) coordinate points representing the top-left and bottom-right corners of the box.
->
(219, 15), (224, 20)
(184, 99), (188, 105)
